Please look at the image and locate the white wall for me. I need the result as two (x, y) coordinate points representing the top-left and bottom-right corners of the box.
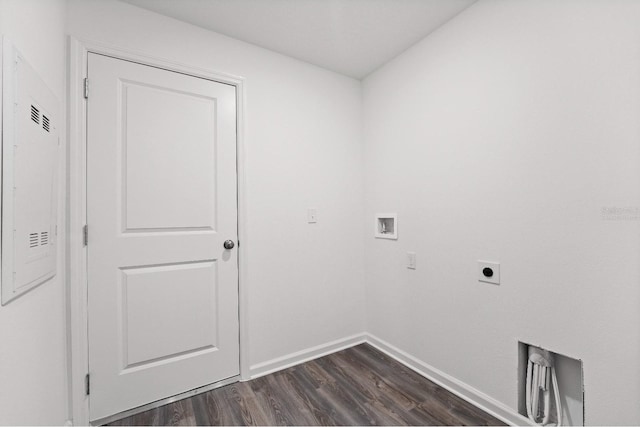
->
(6, 0), (638, 424)
(66, 0), (366, 372)
(363, 0), (640, 425)
(0, 0), (68, 424)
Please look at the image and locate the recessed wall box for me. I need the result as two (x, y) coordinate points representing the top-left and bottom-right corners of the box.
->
(518, 342), (584, 426)
(375, 213), (397, 239)
(1, 38), (59, 304)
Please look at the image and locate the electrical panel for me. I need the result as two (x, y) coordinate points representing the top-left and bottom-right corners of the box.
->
(1, 38), (59, 305)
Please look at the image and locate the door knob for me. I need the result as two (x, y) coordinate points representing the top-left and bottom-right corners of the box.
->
(223, 240), (235, 250)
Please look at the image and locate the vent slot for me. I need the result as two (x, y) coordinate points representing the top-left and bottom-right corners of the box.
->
(42, 115), (50, 132)
(29, 233), (39, 248)
(30, 105), (40, 124)
(40, 231), (49, 246)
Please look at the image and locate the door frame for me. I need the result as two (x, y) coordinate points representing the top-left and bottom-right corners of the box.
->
(67, 36), (249, 425)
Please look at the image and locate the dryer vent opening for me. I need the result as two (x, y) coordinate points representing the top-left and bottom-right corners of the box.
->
(517, 341), (584, 426)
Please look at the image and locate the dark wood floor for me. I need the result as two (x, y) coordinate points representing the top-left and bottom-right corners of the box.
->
(106, 344), (506, 426)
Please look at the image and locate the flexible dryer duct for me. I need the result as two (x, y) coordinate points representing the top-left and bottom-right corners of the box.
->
(526, 346), (562, 426)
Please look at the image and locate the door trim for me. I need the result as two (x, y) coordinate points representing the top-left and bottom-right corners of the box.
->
(67, 36), (249, 426)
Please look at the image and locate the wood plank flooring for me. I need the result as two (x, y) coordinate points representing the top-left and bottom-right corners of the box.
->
(106, 344), (506, 426)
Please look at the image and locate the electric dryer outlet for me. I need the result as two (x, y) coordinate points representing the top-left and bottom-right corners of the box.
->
(478, 261), (500, 285)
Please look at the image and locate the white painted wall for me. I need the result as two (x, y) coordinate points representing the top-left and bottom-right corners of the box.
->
(0, 0), (68, 424)
(5, 0), (637, 424)
(66, 0), (366, 372)
(363, 0), (640, 425)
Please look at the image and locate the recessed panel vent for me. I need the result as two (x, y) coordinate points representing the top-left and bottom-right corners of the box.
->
(40, 231), (49, 246)
(30, 105), (39, 124)
(29, 233), (39, 248)
(42, 115), (50, 132)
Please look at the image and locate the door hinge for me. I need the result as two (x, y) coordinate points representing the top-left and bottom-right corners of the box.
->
(85, 373), (90, 395)
(83, 78), (89, 99)
(83, 225), (88, 246)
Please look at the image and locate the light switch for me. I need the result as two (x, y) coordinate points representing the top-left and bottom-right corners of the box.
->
(407, 252), (416, 269)
(307, 208), (317, 223)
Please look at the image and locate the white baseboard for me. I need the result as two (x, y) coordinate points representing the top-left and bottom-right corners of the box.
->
(247, 332), (532, 426)
(365, 333), (534, 426)
(249, 333), (367, 379)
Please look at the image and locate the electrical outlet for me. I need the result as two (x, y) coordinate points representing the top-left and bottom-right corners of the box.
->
(307, 208), (317, 223)
(478, 260), (500, 285)
(407, 252), (416, 269)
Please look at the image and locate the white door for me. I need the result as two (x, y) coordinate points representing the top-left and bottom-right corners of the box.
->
(87, 53), (239, 421)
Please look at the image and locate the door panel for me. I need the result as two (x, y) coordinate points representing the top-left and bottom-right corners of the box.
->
(87, 53), (238, 421)
(121, 261), (218, 368)
(122, 81), (217, 231)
